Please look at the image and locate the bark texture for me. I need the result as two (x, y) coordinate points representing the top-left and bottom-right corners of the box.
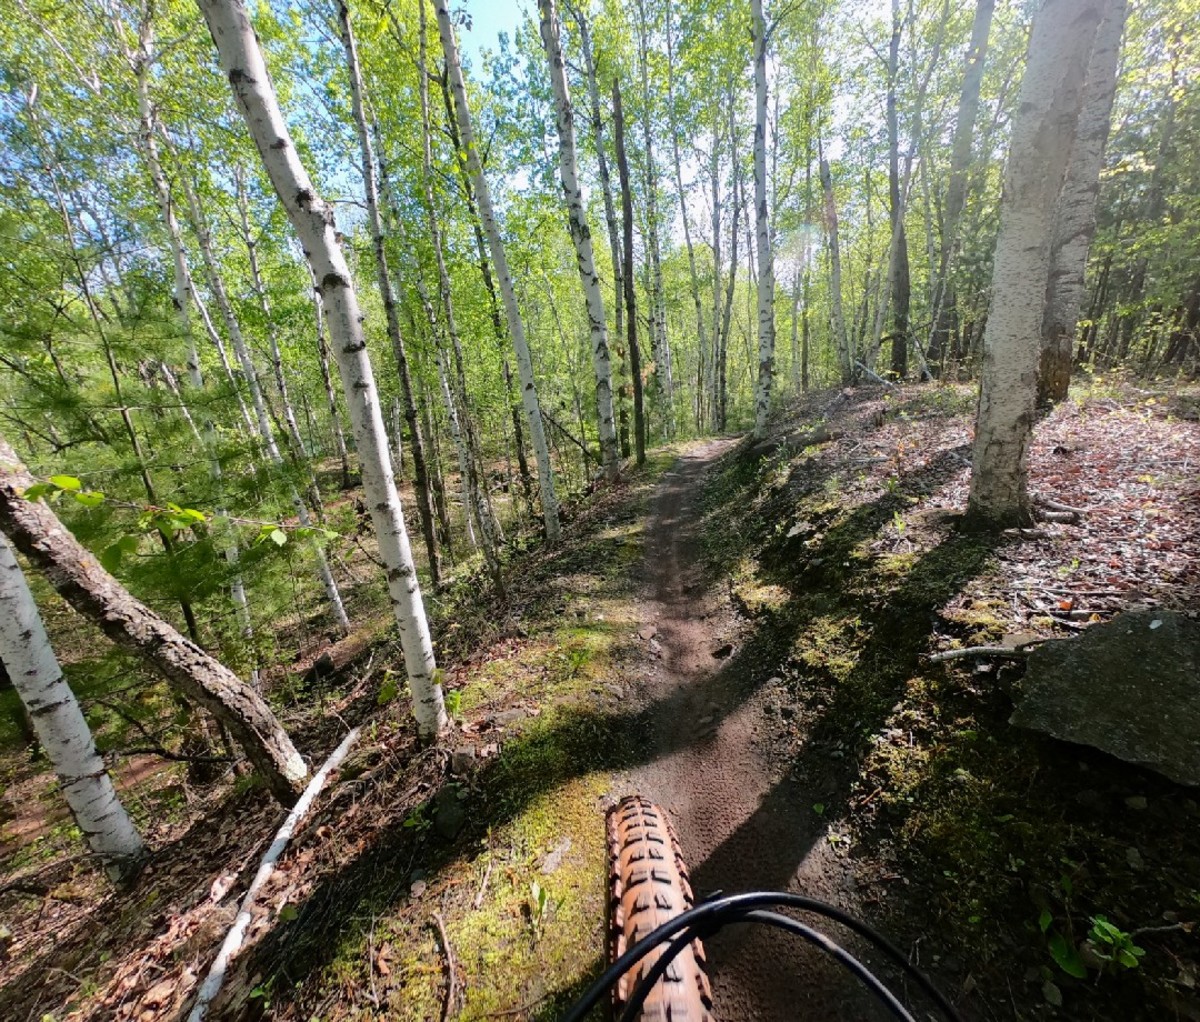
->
(434, 0), (561, 542)
(751, 0), (776, 437)
(200, 0), (447, 738)
(539, 0), (619, 480)
(968, 0), (1104, 526)
(1039, 0), (1126, 405)
(0, 532), (146, 883)
(0, 437), (307, 803)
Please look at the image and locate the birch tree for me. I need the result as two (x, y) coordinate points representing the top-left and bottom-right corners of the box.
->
(1039, 0), (1127, 405)
(968, 0), (1105, 526)
(0, 435), (308, 803)
(0, 532), (145, 884)
(336, 0), (442, 587)
(613, 78), (646, 465)
(434, 0), (562, 542)
(751, 0), (777, 438)
(197, 0), (447, 738)
(178, 168), (351, 636)
(538, 0), (619, 481)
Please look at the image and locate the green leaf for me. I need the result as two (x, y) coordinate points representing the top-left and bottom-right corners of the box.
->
(49, 474), (81, 491)
(269, 528), (288, 547)
(278, 904), (298, 922)
(72, 490), (105, 508)
(1038, 909), (1053, 934)
(378, 674), (399, 705)
(21, 483), (55, 501)
(1048, 934), (1088, 978)
(99, 534), (140, 573)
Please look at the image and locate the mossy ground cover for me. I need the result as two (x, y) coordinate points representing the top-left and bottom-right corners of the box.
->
(697, 384), (1200, 1021)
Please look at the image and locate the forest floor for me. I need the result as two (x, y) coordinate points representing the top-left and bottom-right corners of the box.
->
(1, 378), (1199, 1022)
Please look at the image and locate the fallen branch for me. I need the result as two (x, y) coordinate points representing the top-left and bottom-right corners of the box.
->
(927, 642), (1047, 663)
(187, 727), (361, 1022)
(473, 855), (494, 910)
(1036, 497), (1088, 515)
(431, 910), (459, 1022)
(855, 361), (896, 387)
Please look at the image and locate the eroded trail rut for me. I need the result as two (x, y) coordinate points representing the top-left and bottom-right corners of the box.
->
(619, 441), (885, 1021)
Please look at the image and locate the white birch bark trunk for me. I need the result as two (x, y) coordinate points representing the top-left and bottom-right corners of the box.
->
(434, 0), (561, 542)
(751, 0), (776, 438)
(313, 277), (353, 489)
(199, 0), (447, 737)
(412, 3), (503, 569)
(1040, 0), (1126, 405)
(178, 169), (350, 635)
(0, 438), (307, 802)
(571, 3), (627, 448)
(539, 0), (619, 480)
(0, 532), (145, 883)
(968, 0), (1104, 525)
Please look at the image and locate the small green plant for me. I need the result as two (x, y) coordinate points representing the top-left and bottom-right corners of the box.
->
(402, 802), (431, 834)
(1087, 915), (1145, 971)
(528, 880), (554, 938)
(444, 689), (463, 717)
(892, 510), (906, 535)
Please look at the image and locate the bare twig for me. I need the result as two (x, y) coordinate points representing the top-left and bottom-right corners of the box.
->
(473, 856), (494, 910)
(1037, 497), (1088, 515)
(927, 642), (1047, 663)
(431, 910), (459, 1022)
(188, 728), (361, 1022)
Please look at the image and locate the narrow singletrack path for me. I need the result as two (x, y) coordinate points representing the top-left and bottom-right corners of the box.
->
(620, 441), (885, 1020)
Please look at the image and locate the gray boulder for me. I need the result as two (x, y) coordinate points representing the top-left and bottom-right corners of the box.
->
(1011, 611), (1200, 786)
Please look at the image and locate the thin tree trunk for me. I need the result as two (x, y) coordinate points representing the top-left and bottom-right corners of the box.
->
(435, 0), (561, 541)
(0, 533), (145, 883)
(928, 0), (995, 373)
(411, 4), (503, 583)
(612, 79), (646, 465)
(313, 283), (353, 490)
(635, 0), (674, 433)
(968, 0), (1104, 526)
(179, 171), (350, 636)
(539, 0), (619, 480)
(1039, 0), (1127, 405)
(0, 436), (308, 803)
(665, 6), (712, 433)
(338, 1), (442, 588)
(820, 142), (851, 384)
(751, 0), (776, 436)
(201, 0), (447, 738)
(570, 3), (629, 454)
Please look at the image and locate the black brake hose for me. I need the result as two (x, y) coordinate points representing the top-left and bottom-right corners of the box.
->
(560, 892), (963, 1022)
(617, 910), (917, 1022)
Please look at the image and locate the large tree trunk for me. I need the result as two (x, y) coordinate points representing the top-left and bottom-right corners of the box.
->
(0, 437), (307, 803)
(751, 0), (777, 437)
(434, 0), (561, 543)
(968, 0), (1104, 527)
(337, 1), (442, 588)
(928, 0), (995, 372)
(886, 0), (911, 379)
(820, 143), (852, 384)
(0, 532), (146, 884)
(200, 0), (447, 739)
(539, 0), (619, 480)
(1038, 0), (1127, 405)
(612, 79), (646, 465)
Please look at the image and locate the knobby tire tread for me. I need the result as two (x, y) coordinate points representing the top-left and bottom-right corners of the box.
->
(607, 795), (714, 1022)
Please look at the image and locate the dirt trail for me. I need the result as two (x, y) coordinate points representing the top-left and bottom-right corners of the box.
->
(621, 441), (886, 1021)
